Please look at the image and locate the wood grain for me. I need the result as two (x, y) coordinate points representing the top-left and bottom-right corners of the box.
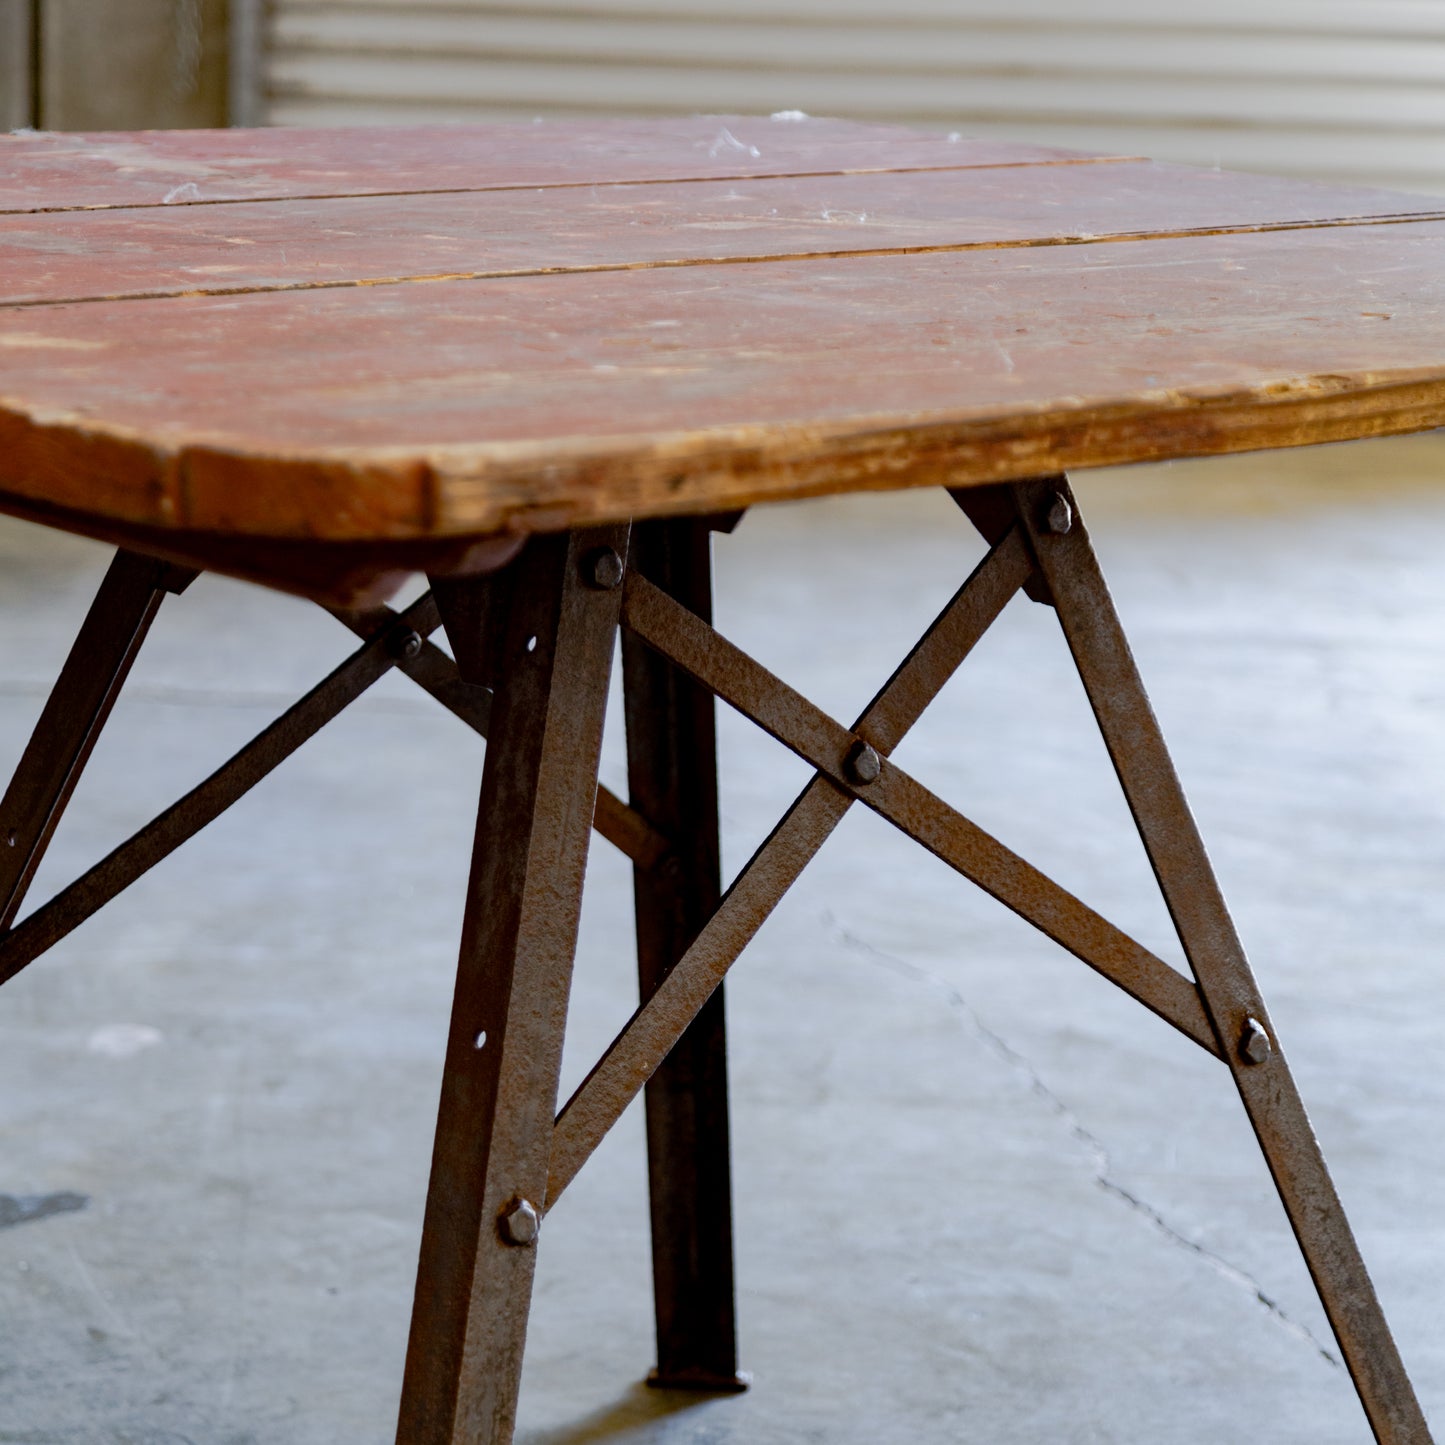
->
(0, 161), (1439, 308)
(0, 116), (1110, 214)
(3, 121), (1445, 599)
(3, 217), (1445, 544)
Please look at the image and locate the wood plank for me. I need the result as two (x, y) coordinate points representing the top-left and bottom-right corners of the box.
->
(0, 116), (1112, 215)
(2, 219), (1445, 551)
(1, 161), (1440, 308)
(248, 102), (1445, 202)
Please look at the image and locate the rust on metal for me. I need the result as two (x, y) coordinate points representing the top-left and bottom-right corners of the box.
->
(0, 550), (173, 930)
(0, 117), (1435, 1445)
(621, 518), (744, 1393)
(549, 525), (1040, 1206)
(0, 592), (443, 989)
(1019, 473), (1431, 1445)
(328, 600), (671, 872)
(397, 524), (628, 1445)
(619, 571), (1217, 1052)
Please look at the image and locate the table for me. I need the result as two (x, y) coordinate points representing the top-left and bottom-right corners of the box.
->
(0, 115), (1439, 1444)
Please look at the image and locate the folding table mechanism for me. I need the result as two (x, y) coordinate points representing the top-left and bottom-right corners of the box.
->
(0, 476), (1430, 1445)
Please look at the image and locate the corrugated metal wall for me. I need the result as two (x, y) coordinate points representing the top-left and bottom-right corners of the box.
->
(261, 0), (1445, 193)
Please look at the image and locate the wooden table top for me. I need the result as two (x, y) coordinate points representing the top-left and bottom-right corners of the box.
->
(3, 115), (1445, 600)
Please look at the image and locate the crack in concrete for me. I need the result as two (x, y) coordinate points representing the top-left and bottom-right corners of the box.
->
(0, 1191), (87, 1230)
(828, 918), (1344, 1372)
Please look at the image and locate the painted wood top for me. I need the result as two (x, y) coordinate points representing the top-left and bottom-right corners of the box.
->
(2, 114), (1444, 595)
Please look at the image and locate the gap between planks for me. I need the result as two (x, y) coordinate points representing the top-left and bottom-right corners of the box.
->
(0, 153), (1146, 219)
(4, 208), (1443, 312)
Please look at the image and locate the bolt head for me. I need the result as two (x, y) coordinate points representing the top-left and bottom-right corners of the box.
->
(500, 1198), (541, 1246)
(1043, 492), (1073, 536)
(390, 628), (423, 662)
(845, 740), (882, 786)
(583, 547), (625, 591)
(1240, 1018), (1272, 1065)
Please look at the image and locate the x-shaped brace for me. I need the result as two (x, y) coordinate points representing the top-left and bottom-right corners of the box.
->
(549, 505), (1216, 1207)
(541, 474), (1429, 1445)
(0, 574), (670, 989)
(0, 476), (1431, 1445)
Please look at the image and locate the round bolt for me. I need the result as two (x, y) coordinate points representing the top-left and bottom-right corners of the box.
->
(1043, 492), (1074, 536)
(1240, 1017), (1272, 1065)
(583, 547), (624, 591)
(845, 740), (882, 786)
(389, 628), (423, 662)
(500, 1198), (541, 1247)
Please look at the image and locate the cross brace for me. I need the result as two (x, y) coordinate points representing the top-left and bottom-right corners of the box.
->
(544, 477), (1429, 1445)
(0, 478), (1430, 1445)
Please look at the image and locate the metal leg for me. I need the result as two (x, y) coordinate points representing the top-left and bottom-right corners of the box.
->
(0, 549), (190, 930)
(3, 505), (1426, 1441)
(0, 592), (441, 988)
(396, 525), (629, 1445)
(621, 519), (745, 1392)
(1016, 474), (1431, 1445)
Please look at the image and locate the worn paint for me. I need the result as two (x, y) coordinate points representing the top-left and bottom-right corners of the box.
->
(1, 124), (1445, 599)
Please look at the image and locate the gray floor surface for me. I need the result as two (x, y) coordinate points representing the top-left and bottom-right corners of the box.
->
(0, 437), (1441, 1444)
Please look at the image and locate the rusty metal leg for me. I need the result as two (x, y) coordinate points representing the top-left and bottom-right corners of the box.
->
(621, 519), (745, 1393)
(396, 526), (629, 1445)
(0, 592), (441, 989)
(1016, 475), (1432, 1445)
(0, 549), (190, 930)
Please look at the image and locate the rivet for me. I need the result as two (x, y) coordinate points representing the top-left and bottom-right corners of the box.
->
(845, 740), (882, 786)
(4, 829), (15, 848)
(500, 1198), (541, 1246)
(1240, 1017), (1272, 1065)
(473, 1030), (487, 1050)
(583, 547), (624, 591)
(390, 628), (423, 662)
(1043, 492), (1073, 536)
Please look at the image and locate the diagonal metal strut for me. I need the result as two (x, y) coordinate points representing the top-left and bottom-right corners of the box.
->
(0, 581), (675, 994)
(0, 551), (190, 931)
(328, 605), (670, 871)
(1016, 475), (1431, 1445)
(0, 593), (441, 988)
(548, 526), (1219, 1210)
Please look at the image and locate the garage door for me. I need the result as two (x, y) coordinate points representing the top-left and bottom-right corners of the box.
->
(261, 0), (1445, 193)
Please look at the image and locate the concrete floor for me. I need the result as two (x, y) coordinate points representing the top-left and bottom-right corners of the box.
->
(0, 436), (1442, 1444)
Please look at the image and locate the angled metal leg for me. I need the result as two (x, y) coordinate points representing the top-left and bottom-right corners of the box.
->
(1016, 475), (1431, 1445)
(545, 486), (1430, 1441)
(397, 526), (629, 1445)
(621, 518), (745, 1393)
(0, 592), (441, 989)
(0, 549), (191, 930)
